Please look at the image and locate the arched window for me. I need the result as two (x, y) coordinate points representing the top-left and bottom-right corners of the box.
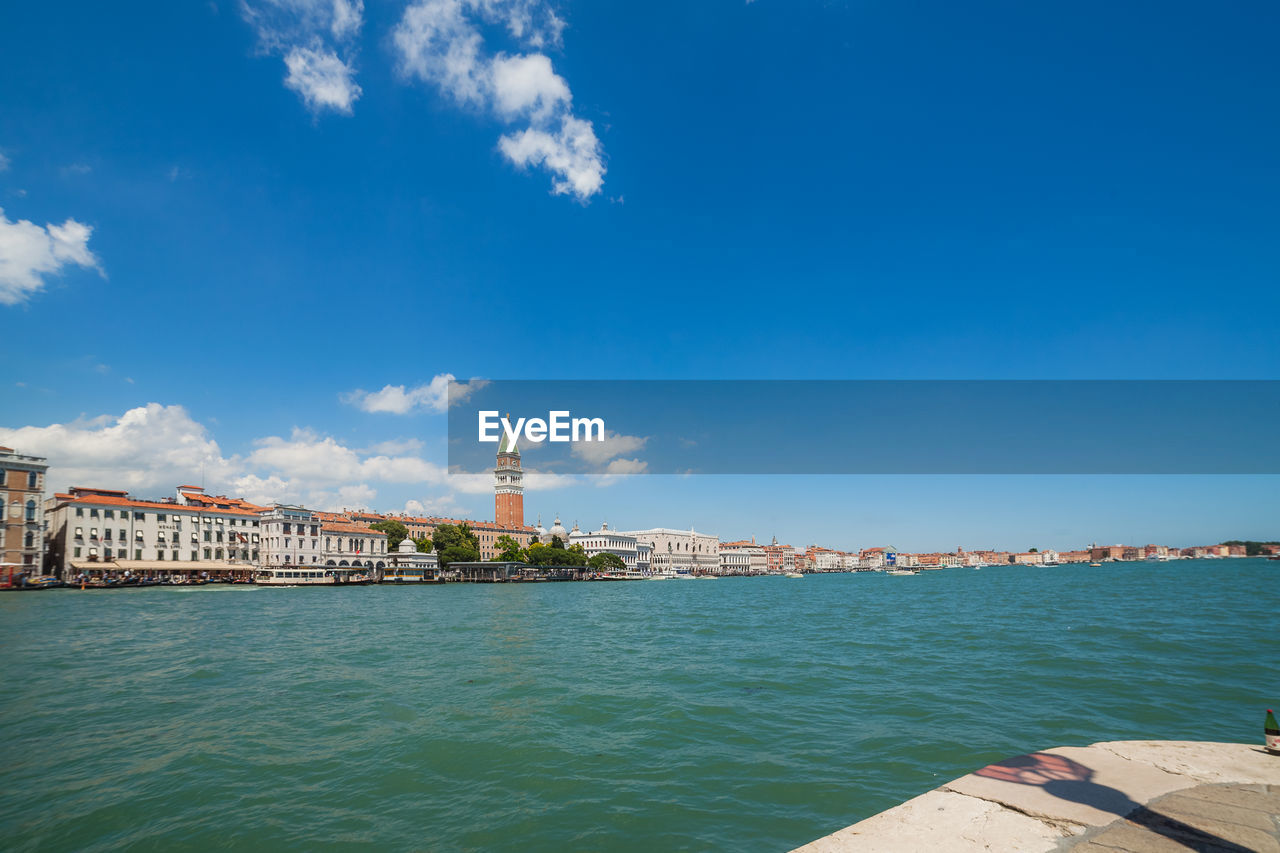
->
(24, 531), (34, 548)
(25, 500), (36, 521)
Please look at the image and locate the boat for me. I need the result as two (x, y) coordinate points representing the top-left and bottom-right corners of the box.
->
(696, 574), (718, 580)
(674, 572), (697, 579)
(784, 571), (804, 578)
(1089, 562), (1102, 567)
(255, 568), (335, 586)
(886, 568), (918, 576)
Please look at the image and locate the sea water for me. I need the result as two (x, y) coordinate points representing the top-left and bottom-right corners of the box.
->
(1, 559), (1274, 851)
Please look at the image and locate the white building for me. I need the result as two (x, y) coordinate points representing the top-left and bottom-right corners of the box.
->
(320, 520), (388, 571)
(384, 537), (440, 581)
(259, 505), (324, 568)
(719, 540), (767, 575)
(569, 521), (641, 569)
(613, 527), (719, 574)
(44, 485), (265, 579)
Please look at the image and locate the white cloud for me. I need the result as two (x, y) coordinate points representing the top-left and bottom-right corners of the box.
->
(284, 45), (361, 114)
(498, 116), (603, 199)
(0, 207), (102, 305)
(242, 0), (364, 115)
(0, 151), (10, 172)
(0, 404), (235, 494)
(570, 429), (648, 466)
(341, 373), (487, 414)
(602, 458), (647, 475)
(490, 53), (569, 119)
(392, 0), (606, 200)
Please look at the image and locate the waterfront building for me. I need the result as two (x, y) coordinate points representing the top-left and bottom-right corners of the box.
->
(384, 538), (441, 581)
(321, 520), (388, 572)
(720, 539), (767, 575)
(569, 521), (642, 569)
(636, 540), (651, 572)
(258, 505), (323, 568)
(613, 527), (719, 574)
(44, 485), (266, 579)
(763, 539), (796, 573)
(0, 446), (48, 583)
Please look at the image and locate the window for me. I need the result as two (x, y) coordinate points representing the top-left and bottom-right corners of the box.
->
(191, 532), (198, 542)
(74, 546), (81, 557)
(157, 513), (166, 522)
(135, 531), (144, 541)
(203, 548), (211, 559)
(172, 551), (178, 561)
(27, 471), (37, 489)
(104, 529), (112, 540)
(134, 549), (141, 560)
(75, 527), (83, 538)
(90, 528), (98, 539)
(24, 531), (34, 548)
(202, 530), (211, 542)
(134, 511), (145, 521)
(104, 547), (112, 559)
(76, 507), (84, 517)
(215, 549), (223, 559)
(90, 508), (99, 518)
(157, 531), (166, 542)
(190, 516), (198, 524)
(105, 509), (114, 519)
(119, 529), (125, 541)
(157, 551), (164, 561)
(283, 522), (291, 535)
(191, 551), (197, 561)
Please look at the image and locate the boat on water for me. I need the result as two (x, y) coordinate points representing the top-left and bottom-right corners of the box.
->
(696, 574), (718, 580)
(886, 568), (918, 576)
(784, 571), (804, 578)
(254, 568), (373, 586)
(1089, 562), (1102, 567)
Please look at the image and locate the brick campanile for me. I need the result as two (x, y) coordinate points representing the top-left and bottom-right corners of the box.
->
(494, 421), (524, 529)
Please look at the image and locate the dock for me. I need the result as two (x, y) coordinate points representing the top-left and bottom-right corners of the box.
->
(792, 740), (1280, 852)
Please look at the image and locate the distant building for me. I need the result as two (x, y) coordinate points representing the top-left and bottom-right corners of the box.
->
(614, 527), (719, 574)
(570, 521), (642, 569)
(0, 446), (48, 582)
(385, 538), (440, 582)
(720, 539), (767, 574)
(321, 520), (388, 571)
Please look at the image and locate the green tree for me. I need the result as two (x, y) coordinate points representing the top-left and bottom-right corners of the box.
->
(1029, 547), (1038, 553)
(433, 523), (478, 567)
(413, 537), (433, 553)
(493, 535), (526, 562)
(588, 552), (626, 572)
(369, 520), (409, 551)
(548, 534), (564, 549)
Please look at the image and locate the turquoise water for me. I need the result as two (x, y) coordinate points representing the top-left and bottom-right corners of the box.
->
(1, 559), (1275, 851)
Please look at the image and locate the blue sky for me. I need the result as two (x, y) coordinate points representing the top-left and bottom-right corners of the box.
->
(2, 1), (1277, 550)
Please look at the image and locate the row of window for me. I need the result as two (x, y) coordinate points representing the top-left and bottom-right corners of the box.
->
(73, 507), (259, 526)
(72, 527), (258, 544)
(71, 547), (260, 561)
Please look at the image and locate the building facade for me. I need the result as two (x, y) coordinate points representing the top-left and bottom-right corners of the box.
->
(614, 527), (719, 574)
(0, 446), (49, 582)
(44, 485), (265, 579)
(570, 522), (642, 569)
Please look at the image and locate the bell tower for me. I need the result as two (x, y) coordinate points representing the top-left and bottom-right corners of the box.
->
(494, 415), (524, 529)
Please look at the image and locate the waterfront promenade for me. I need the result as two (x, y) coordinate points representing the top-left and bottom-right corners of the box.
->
(793, 741), (1280, 852)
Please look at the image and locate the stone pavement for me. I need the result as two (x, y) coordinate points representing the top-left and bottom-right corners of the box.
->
(791, 741), (1280, 853)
